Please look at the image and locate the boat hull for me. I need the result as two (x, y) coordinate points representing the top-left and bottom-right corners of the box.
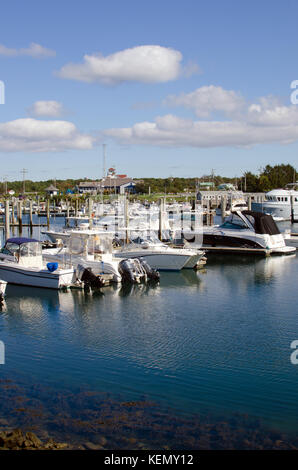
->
(0, 263), (74, 289)
(114, 251), (190, 271)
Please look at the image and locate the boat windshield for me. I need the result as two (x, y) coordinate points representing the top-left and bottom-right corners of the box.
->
(220, 214), (248, 230)
(19, 242), (42, 257)
(2, 241), (41, 257)
(1, 242), (19, 256)
(92, 234), (113, 254)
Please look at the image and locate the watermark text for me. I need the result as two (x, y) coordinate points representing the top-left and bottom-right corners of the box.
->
(0, 80), (5, 105)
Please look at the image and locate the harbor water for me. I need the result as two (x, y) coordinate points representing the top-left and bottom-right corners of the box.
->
(0, 215), (298, 448)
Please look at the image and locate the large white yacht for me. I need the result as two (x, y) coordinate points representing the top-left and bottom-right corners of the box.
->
(252, 184), (298, 221)
(201, 211), (296, 254)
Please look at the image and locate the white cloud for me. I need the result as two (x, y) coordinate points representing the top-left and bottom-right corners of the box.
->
(57, 45), (195, 84)
(104, 103), (298, 148)
(164, 85), (245, 117)
(28, 101), (65, 117)
(103, 88), (298, 148)
(0, 118), (93, 152)
(0, 43), (55, 58)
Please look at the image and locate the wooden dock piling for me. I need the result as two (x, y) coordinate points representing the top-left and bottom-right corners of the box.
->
(29, 199), (33, 231)
(5, 199), (10, 239)
(46, 199), (50, 228)
(18, 200), (23, 232)
(221, 196), (227, 222)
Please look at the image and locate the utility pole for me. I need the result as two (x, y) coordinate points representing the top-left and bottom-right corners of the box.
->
(21, 168), (28, 194)
(3, 176), (7, 195)
(102, 144), (106, 179)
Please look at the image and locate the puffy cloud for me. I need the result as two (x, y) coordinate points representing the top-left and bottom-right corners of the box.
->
(164, 85), (245, 117)
(57, 45), (194, 84)
(0, 43), (56, 58)
(0, 118), (93, 152)
(247, 96), (298, 127)
(28, 100), (65, 117)
(104, 87), (298, 148)
(104, 104), (298, 148)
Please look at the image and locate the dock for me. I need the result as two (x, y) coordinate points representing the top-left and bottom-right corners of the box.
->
(203, 246), (271, 256)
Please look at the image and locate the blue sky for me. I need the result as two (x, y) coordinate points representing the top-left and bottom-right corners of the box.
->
(1, 0), (298, 181)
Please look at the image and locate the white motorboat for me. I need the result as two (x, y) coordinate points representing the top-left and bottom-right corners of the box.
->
(114, 236), (204, 271)
(202, 211), (296, 255)
(252, 186), (298, 221)
(43, 230), (123, 283)
(0, 238), (75, 289)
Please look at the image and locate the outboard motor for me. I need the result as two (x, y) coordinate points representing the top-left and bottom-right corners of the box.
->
(119, 259), (140, 284)
(138, 257), (160, 282)
(132, 258), (147, 283)
(77, 264), (105, 290)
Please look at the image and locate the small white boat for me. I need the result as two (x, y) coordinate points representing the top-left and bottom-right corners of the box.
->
(0, 238), (75, 289)
(114, 236), (204, 271)
(43, 230), (123, 283)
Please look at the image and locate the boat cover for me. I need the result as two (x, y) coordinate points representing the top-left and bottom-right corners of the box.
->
(240, 211), (280, 235)
(6, 237), (40, 245)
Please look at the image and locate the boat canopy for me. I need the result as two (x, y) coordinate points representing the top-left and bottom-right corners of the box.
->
(6, 237), (40, 245)
(240, 211), (280, 235)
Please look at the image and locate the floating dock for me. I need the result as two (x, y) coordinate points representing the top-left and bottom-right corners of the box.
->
(203, 246), (271, 256)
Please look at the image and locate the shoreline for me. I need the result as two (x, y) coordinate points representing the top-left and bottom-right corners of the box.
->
(0, 378), (297, 450)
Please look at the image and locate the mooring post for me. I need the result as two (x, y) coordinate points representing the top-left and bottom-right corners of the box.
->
(5, 199), (10, 240)
(88, 198), (93, 229)
(75, 197), (78, 217)
(18, 200), (23, 232)
(29, 199), (33, 232)
(206, 198), (211, 225)
(159, 197), (164, 241)
(47, 199), (50, 228)
(221, 196), (226, 222)
(248, 195), (252, 211)
(11, 200), (15, 226)
(122, 195), (128, 244)
(291, 195), (295, 224)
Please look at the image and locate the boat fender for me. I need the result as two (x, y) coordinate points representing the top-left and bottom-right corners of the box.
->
(47, 262), (58, 272)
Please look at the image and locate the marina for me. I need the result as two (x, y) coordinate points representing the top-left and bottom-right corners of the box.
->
(0, 205), (297, 448)
(2, 1), (298, 457)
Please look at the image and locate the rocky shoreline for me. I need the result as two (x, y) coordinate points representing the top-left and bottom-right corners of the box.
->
(0, 429), (69, 450)
(1, 378), (298, 450)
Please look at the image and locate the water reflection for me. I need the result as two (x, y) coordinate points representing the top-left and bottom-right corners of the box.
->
(205, 253), (296, 287)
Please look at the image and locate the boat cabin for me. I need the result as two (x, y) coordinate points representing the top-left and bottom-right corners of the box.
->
(68, 231), (113, 260)
(220, 211), (281, 235)
(0, 238), (43, 267)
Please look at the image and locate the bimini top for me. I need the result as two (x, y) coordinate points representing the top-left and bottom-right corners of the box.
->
(6, 237), (40, 245)
(236, 210), (280, 235)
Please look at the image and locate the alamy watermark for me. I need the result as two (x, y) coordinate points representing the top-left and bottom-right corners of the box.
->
(0, 340), (5, 364)
(290, 340), (298, 364)
(0, 80), (5, 105)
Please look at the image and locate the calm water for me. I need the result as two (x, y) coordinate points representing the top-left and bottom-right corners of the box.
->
(1, 216), (298, 445)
